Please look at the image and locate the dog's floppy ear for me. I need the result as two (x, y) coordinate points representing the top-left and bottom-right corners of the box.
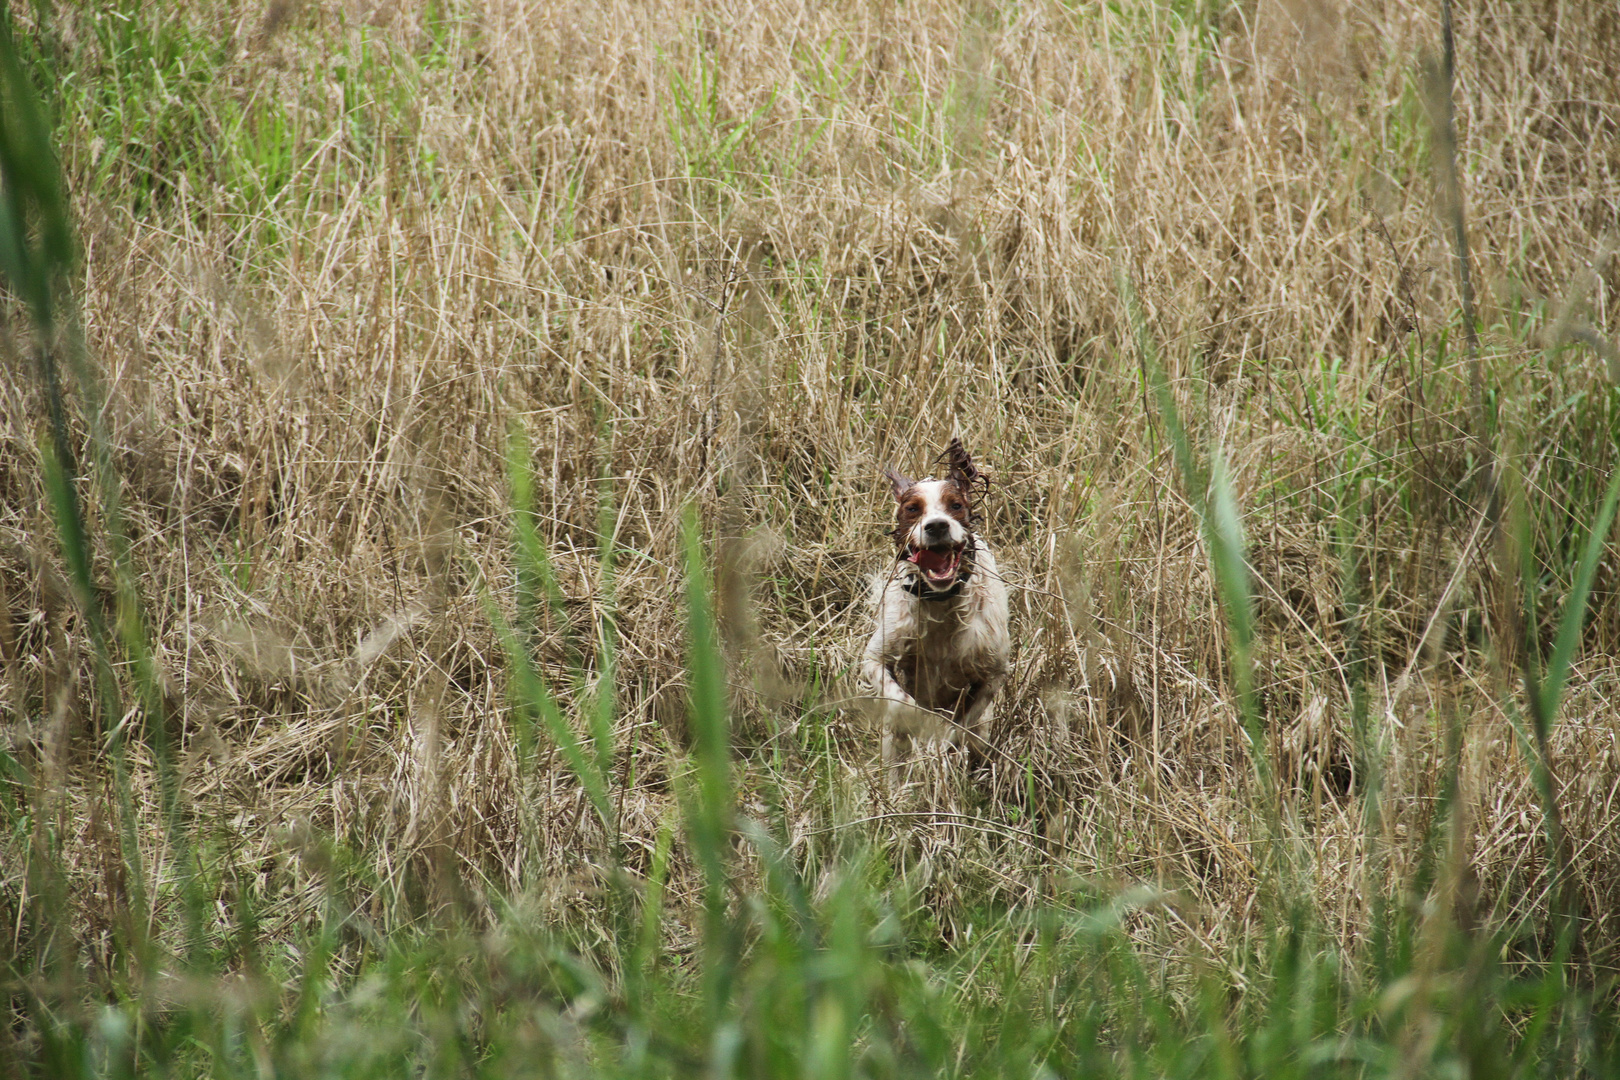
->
(944, 437), (980, 491)
(882, 466), (915, 501)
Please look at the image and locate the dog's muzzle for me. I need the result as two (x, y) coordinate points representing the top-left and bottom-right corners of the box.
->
(907, 541), (963, 585)
(901, 538), (974, 599)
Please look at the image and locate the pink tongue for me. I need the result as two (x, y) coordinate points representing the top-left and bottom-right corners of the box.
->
(910, 547), (954, 574)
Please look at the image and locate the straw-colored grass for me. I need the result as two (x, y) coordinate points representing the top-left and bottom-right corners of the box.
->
(3, 0), (1619, 996)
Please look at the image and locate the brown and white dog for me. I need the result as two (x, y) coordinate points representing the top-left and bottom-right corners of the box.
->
(861, 439), (1010, 763)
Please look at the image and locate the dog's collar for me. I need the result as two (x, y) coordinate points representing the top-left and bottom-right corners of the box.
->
(903, 573), (967, 600)
(898, 542), (976, 601)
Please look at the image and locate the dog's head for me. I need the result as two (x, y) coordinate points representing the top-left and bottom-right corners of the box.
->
(882, 438), (985, 592)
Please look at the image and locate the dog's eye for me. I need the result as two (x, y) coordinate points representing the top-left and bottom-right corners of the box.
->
(947, 498), (963, 510)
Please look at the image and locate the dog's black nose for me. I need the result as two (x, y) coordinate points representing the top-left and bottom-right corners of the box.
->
(923, 519), (950, 541)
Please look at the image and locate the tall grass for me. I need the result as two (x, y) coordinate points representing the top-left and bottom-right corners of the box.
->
(4, 0), (1620, 1074)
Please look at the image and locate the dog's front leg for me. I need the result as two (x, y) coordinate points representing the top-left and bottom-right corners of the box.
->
(861, 640), (916, 707)
(955, 673), (1007, 747)
(861, 633), (920, 765)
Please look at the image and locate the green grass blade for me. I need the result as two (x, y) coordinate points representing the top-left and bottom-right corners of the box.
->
(490, 429), (615, 840)
(590, 471), (619, 793)
(482, 579), (614, 843)
(681, 505), (737, 1022)
(0, 6), (73, 328)
(1120, 268), (1274, 817)
(1540, 466), (1620, 723)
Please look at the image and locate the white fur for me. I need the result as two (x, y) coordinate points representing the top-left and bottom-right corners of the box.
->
(860, 533), (1011, 763)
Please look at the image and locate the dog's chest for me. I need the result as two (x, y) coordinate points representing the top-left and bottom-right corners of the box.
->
(889, 596), (1003, 697)
(912, 602), (983, 657)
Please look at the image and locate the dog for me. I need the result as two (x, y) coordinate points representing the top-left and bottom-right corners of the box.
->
(860, 438), (1010, 764)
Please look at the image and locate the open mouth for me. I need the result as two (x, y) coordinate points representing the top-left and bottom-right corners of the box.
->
(905, 542), (965, 588)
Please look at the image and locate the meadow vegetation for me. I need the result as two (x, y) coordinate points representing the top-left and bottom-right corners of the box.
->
(2, 0), (1619, 1074)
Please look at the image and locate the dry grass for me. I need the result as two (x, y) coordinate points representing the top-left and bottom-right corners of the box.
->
(3, 0), (1619, 986)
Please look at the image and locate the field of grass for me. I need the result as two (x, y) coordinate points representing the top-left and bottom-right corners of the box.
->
(3, 0), (1620, 1074)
